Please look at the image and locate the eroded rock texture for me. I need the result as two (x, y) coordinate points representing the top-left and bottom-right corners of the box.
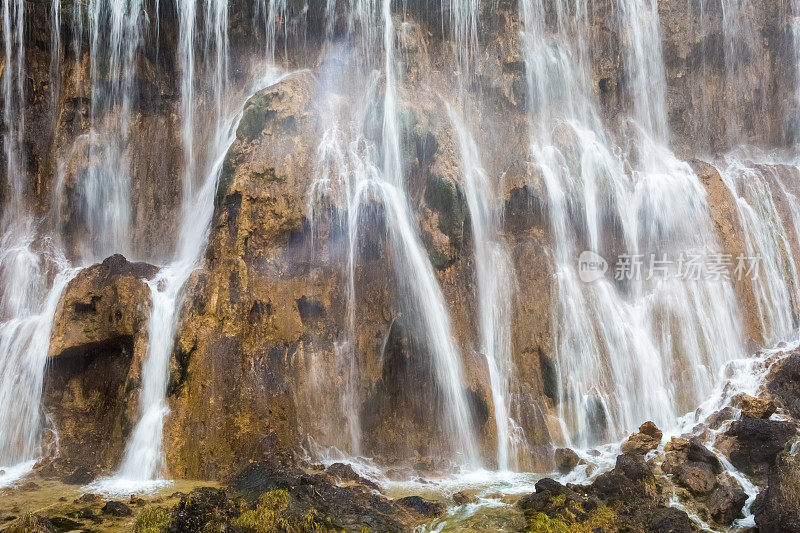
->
(43, 254), (156, 478)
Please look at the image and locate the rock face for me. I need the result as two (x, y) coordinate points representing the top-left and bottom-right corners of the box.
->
(718, 418), (795, 476)
(766, 352), (800, 418)
(753, 452), (800, 532)
(164, 74), (330, 480)
(42, 254), (156, 477)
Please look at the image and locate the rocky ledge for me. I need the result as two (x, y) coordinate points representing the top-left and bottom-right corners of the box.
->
(521, 349), (800, 533)
(2, 460), (444, 533)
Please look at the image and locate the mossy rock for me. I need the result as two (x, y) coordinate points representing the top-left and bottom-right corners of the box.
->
(424, 173), (466, 241)
(237, 93), (278, 142)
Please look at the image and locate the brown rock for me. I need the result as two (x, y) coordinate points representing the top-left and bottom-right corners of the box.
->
(101, 501), (133, 517)
(396, 496), (445, 517)
(73, 493), (101, 504)
(452, 491), (471, 505)
(718, 418), (794, 476)
(43, 254), (155, 478)
(554, 447), (581, 474)
(620, 421), (663, 455)
(753, 452), (800, 532)
(736, 394), (776, 419)
(674, 462), (716, 495)
(707, 473), (746, 525)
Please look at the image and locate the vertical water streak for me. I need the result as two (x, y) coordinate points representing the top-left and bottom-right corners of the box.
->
(447, 106), (517, 470)
(616, 0), (668, 142)
(381, 0), (479, 466)
(308, 3), (480, 465)
(81, 0), (145, 260)
(266, 0), (287, 64)
(719, 160), (800, 343)
(50, 0), (62, 111)
(793, 0), (800, 145)
(2, 0), (25, 208)
(179, 0), (197, 212)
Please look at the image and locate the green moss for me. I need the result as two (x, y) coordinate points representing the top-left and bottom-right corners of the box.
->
(232, 490), (291, 533)
(133, 507), (171, 533)
(424, 173), (466, 242)
(581, 506), (616, 532)
(527, 513), (571, 533)
(526, 506), (616, 533)
(237, 93), (277, 142)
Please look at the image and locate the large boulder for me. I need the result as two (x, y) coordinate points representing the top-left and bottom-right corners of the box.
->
(42, 254), (156, 477)
(753, 452), (800, 532)
(717, 418), (795, 476)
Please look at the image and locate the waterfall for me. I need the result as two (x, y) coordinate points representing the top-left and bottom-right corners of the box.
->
(102, 0), (292, 487)
(72, 0), (145, 261)
(2, 0), (25, 208)
(617, 0), (668, 142)
(179, 0), (197, 213)
(447, 106), (517, 470)
(0, 266), (77, 474)
(718, 160), (800, 344)
(308, 0), (480, 467)
(2, 0), (800, 496)
(519, 0), (743, 447)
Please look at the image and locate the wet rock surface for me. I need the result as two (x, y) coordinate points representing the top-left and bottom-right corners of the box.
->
(554, 447), (581, 474)
(752, 452), (800, 532)
(766, 352), (800, 419)
(518, 455), (690, 532)
(519, 421), (763, 530)
(41, 254), (156, 478)
(718, 418), (795, 476)
(620, 421), (663, 455)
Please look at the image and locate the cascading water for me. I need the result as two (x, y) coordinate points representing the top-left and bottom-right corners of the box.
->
(308, 0), (481, 467)
(519, 0), (743, 447)
(0, 266), (77, 476)
(447, 106), (518, 470)
(105, 0), (277, 486)
(718, 159), (800, 344)
(3, 4), (800, 528)
(71, 0), (145, 261)
(0, 0), (79, 484)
